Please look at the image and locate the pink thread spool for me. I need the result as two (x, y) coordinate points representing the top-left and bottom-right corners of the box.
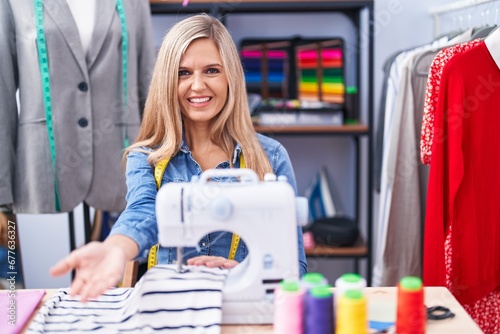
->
(395, 276), (426, 334)
(274, 279), (304, 334)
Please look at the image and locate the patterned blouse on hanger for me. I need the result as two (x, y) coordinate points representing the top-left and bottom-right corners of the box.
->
(420, 39), (482, 165)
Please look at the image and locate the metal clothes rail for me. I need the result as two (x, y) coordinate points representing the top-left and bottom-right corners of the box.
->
(429, 0), (499, 37)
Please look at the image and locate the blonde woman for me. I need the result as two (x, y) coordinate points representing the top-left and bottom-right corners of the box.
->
(51, 13), (307, 301)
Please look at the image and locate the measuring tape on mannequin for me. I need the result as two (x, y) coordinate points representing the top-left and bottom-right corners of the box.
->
(34, 0), (129, 211)
(147, 156), (245, 269)
(114, 0), (130, 147)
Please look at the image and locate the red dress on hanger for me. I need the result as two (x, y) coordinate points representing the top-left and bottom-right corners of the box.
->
(424, 41), (500, 333)
(420, 39), (482, 165)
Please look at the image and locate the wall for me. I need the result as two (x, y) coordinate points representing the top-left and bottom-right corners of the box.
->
(18, 0), (457, 289)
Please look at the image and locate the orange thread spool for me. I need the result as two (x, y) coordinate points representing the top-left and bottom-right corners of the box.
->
(396, 276), (426, 334)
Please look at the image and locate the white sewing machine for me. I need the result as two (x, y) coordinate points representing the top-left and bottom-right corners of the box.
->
(156, 168), (308, 324)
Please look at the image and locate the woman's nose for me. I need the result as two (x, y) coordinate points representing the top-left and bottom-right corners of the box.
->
(190, 73), (206, 91)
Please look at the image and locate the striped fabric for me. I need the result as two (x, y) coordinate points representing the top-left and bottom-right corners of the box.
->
(28, 265), (228, 333)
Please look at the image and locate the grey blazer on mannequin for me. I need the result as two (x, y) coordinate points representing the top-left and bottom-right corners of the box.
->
(0, 0), (155, 213)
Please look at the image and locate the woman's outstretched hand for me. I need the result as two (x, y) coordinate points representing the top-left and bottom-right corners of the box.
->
(50, 237), (137, 302)
(187, 255), (238, 269)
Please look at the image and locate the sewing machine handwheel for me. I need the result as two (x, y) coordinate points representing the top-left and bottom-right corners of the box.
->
(210, 196), (233, 221)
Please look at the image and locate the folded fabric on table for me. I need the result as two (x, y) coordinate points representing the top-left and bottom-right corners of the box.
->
(27, 265), (229, 333)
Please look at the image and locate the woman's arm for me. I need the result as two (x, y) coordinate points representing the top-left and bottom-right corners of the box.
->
(51, 150), (157, 300)
(108, 150), (159, 259)
(50, 235), (138, 302)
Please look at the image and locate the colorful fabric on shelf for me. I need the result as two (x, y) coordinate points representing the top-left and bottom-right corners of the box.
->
(241, 48), (287, 84)
(297, 47), (345, 103)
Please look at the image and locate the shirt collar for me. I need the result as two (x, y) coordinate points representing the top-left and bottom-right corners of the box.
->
(485, 27), (500, 70)
(179, 137), (190, 154)
(179, 135), (242, 164)
(232, 144), (242, 165)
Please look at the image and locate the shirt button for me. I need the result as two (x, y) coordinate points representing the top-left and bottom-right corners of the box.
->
(78, 82), (88, 92)
(201, 242), (206, 247)
(78, 117), (88, 127)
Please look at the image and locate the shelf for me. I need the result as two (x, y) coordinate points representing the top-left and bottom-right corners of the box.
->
(305, 237), (367, 258)
(254, 123), (368, 135)
(150, 1), (374, 14)
(150, 0), (372, 4)
(149, 0), (374, 284)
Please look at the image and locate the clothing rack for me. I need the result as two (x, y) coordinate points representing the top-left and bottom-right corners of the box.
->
(429, 0), (499, 37)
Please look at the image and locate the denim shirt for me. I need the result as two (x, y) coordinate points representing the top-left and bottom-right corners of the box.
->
(110, 133), (308, 276)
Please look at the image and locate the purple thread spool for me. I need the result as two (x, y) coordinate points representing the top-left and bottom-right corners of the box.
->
(305, 285), (334, 334)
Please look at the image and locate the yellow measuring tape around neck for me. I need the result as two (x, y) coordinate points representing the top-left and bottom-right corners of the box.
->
(147, 154), (245, 269)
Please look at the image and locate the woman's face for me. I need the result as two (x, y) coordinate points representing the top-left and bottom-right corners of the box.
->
(177, 38), (228, 125)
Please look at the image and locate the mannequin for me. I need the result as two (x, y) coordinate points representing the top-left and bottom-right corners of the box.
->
(65, 0), (97, 55)
(485, 26), (500, 67)
(0, 0), (155, 214)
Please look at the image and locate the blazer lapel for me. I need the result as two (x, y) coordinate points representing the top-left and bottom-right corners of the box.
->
(87, 0), (116, 68)
(44, 0), (87, 76)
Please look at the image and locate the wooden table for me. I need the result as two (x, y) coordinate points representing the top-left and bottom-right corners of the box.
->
(24, 287), (483, 333)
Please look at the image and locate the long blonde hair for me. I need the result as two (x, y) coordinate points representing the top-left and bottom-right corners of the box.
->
(126, 14), (272, 179)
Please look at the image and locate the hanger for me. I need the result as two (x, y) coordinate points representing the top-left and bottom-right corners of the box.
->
(412, 25), (469, 78)
(471, 25), (498, 40)
(412, 48), (443, 77)
(442, 28), (465, 40)
(412, 21), (492, 78)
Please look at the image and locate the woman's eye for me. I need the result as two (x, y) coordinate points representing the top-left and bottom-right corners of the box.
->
(206, 68), (220, 74)
(178, 70), (190, 77)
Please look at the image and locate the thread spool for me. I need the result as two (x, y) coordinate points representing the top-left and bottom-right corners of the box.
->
(335, 273), (367, 300)
(336, 289), (368, 334)
(305, 285), (334, 334)
(395, 276), (426, 334)
(274, 279), (304, 334)
(301, 272), (329, 290)
(344, 86), (359, 123)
